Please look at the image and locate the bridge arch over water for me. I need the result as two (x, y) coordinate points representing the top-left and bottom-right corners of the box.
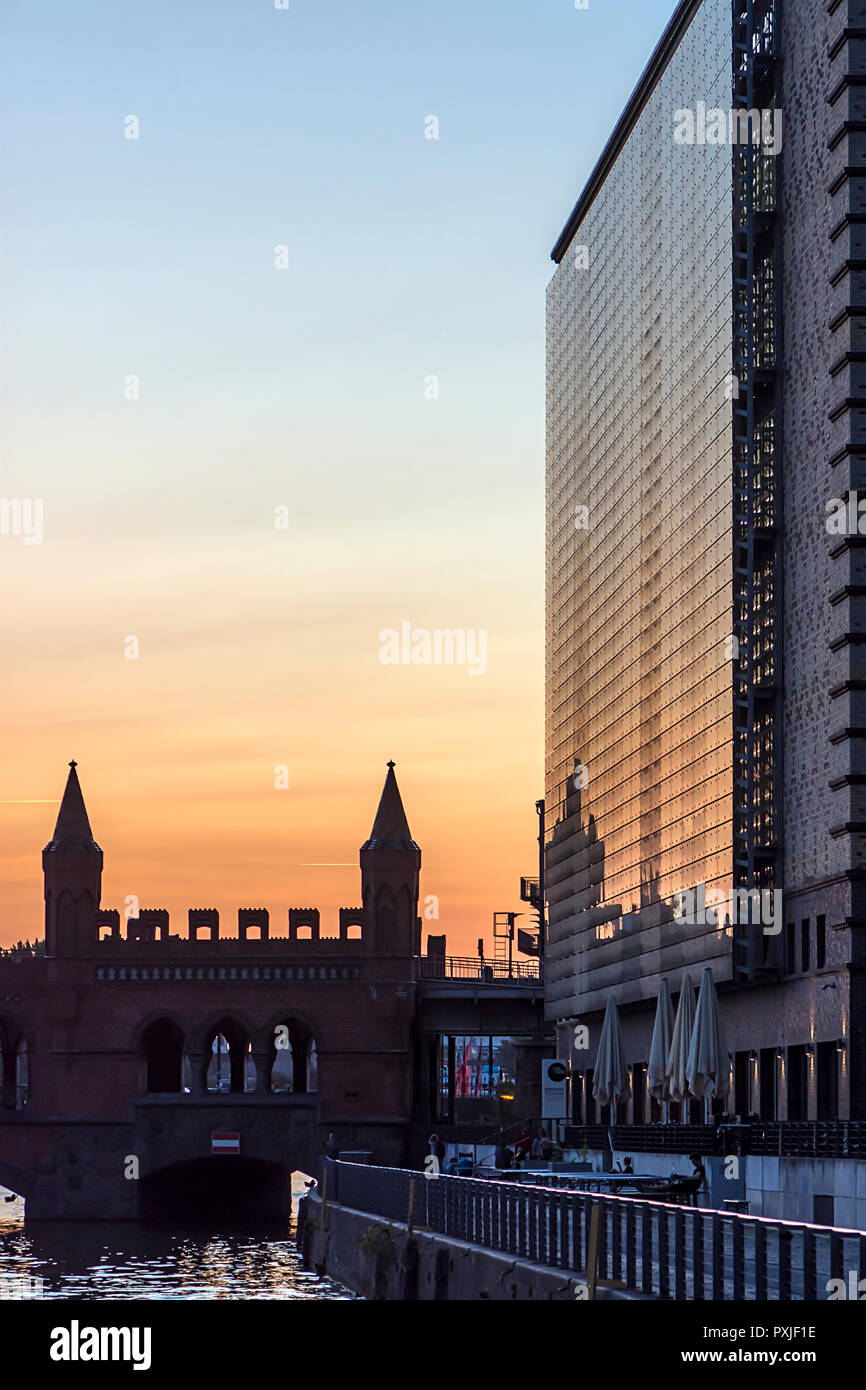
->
(0, 1016), (29, 1110)
(138, 1155), (295, 1221)
(0, 1157), (33, 1200)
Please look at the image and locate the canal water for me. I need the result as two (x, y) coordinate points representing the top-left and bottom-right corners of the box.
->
(0, 1176), (355, 1300)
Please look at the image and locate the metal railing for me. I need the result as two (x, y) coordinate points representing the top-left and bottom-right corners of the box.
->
(565, 1121), (866, 1160)
(323, 1159), (866, 1300)
(420, 955), (541, 983)
(566, 1124), (720, 1156)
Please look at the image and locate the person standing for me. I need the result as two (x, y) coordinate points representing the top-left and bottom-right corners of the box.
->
(512, 1125), (531, 1166)
(426, 1132), (446, 1172)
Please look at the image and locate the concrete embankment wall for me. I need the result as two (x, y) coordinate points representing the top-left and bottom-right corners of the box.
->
(297, 1191), (652, 1301)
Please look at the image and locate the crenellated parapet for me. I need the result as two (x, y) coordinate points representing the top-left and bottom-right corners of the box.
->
(96, 908), (120, 940)
(188, 908), (219, 942)
(288, 908), (319, 941)
(93, 905), (373, 951)
(339, 907), (365, 941)
(126, 909), (169, 944)
(238, 908), (269, 941)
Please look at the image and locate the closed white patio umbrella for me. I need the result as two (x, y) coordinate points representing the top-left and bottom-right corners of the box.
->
(647, 976), (673, 1104)
(687, 966), (730, 1101)
(592, 994), (630, 1108)
(666, 973), (695, 1105)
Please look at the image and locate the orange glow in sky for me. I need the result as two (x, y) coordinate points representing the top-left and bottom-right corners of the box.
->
(1, 514), (542, 950)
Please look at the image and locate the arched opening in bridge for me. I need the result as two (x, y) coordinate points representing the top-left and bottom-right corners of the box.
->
(204, 1019), (250, 1094)
(269, 1018), (318, 1094)
(0, 1020), (21, 1111)
(142, 1018), (185, 1093)
(139, 1157), (292, 1222)
(0, 1156), (29, 1212)
(15, 1039), (28, 1110)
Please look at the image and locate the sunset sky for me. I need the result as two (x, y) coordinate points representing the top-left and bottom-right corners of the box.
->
(1, 0), (676, 950)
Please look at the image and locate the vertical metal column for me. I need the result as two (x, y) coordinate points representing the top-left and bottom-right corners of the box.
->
(731, 0), (783, 982)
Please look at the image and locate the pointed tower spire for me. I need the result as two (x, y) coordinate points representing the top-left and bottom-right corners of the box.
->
(43, 762), (103, 958)
(362, 760), (418, 852)
(45, 760), (100, 853)
(360, 762), (421, 957)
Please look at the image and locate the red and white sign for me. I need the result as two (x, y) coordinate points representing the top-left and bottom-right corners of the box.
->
(211, 1132), (240, 1156)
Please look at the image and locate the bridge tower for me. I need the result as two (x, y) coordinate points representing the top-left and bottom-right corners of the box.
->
(43, 761), (102, 958)
(360, 761), (421, 956)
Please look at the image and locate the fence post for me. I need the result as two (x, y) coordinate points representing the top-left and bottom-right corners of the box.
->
(586, 1203), (601, 1301)
(407, 1179), (415, 1238)
(778, 1226), (792, 1300)
(612, 1198), (622, 1283)
(674, 1208), (686, 1300)
(711, 1213), (724, 1299)
(528, 1185), (537, 1260)
(641, 1202), (653, 1295)
(802, 1228), (817, 1302)
(558, 1192), (567, 1268)
(693, 1210), (705, 1300)
(732, 1213), (745, 1299)
(570, 1196), (582, 1273)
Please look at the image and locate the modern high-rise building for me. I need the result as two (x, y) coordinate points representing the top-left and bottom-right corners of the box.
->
(545, 0), (866, 1136)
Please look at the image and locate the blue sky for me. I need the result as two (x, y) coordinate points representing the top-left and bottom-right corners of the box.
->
(3, 0), (678, 494)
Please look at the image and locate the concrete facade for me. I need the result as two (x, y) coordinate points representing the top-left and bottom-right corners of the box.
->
(543, 0), (865, 1125)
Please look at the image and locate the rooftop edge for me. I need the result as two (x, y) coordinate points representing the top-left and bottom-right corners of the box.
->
(550, 0), (703, 263)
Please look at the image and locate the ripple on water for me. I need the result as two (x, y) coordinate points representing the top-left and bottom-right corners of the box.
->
(0, 1187), (357, 1300)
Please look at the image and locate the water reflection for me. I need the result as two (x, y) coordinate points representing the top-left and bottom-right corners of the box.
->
(0, 1181), (355, 1300)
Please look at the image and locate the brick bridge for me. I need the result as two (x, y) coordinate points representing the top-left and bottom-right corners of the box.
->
(0, 762), (546, 1219)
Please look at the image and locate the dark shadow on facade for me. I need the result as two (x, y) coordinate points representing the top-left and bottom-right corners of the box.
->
(141, 1018), (184, 1094)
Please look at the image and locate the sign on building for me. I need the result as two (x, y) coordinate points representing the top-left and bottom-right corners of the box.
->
(541, 1059), (569, 1119)
(211, 1132), (240, 1156)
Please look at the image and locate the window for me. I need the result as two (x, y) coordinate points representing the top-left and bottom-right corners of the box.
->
(759, 1047), (776, 1120)
(632, 1063), (646, 1124)
(785, 922), (796, 974)
(734, 1050), (750, 1118)
(436, 1035), (525, 1122)
(816, 915), (826, 969)
(787, 1045), (807, 1121)
(801, 918), (810, 973)
(817, 1041), (838, 1121)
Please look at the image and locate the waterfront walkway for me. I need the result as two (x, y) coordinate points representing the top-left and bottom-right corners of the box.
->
(321, 1159), (866, 1300)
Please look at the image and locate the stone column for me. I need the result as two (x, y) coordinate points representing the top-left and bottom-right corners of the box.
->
(252, 1050), (271, 1094)
(186, 1051), (207, 1095)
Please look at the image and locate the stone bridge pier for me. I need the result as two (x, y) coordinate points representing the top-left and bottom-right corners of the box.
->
(0, 1095), (321, 1221)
